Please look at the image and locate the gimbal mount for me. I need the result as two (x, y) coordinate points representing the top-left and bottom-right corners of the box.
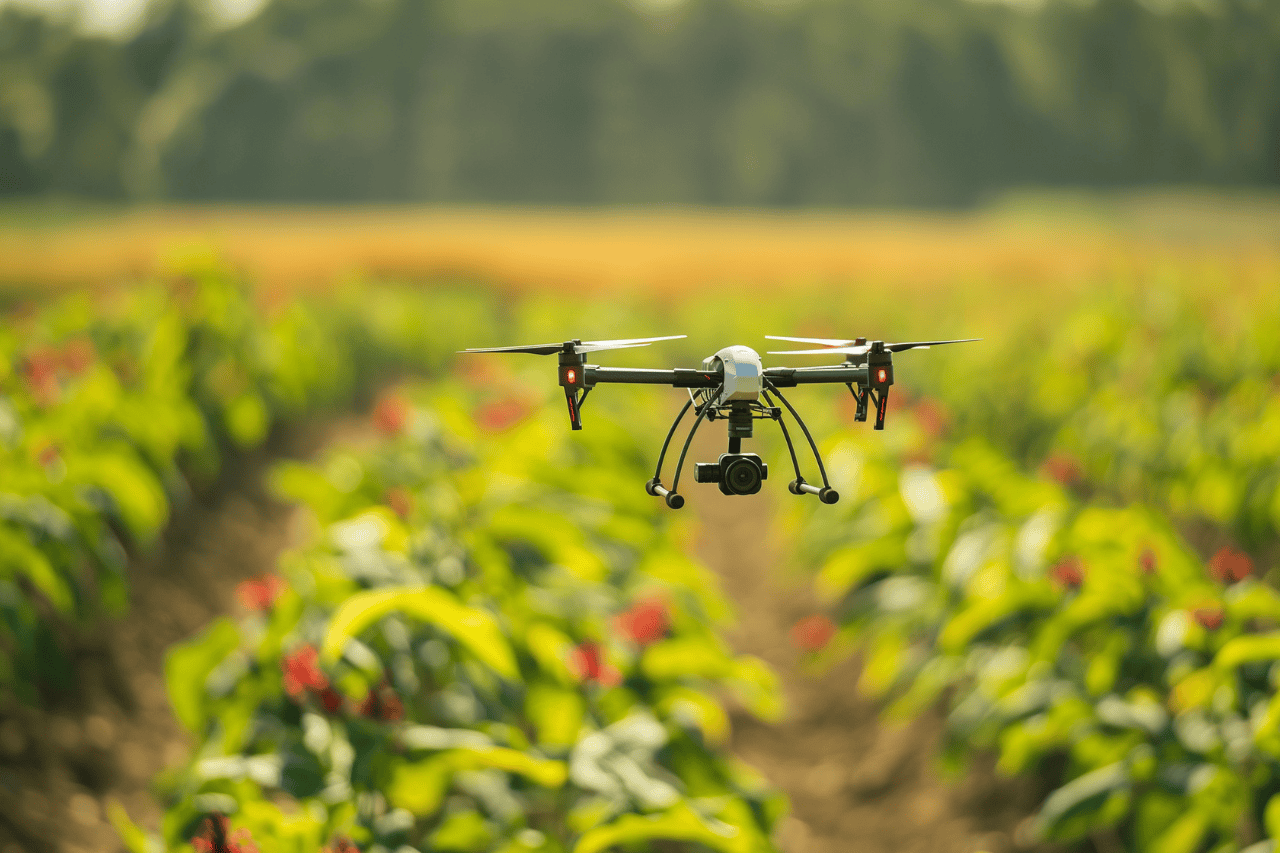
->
(644, 379), (837, 510)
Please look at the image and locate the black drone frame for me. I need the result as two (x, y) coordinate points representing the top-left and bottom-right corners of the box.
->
(463, 335), (976, 510)
(553, 341), (887, 510)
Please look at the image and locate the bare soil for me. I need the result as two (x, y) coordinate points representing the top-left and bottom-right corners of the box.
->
(694, 480), (1061, 853)
(0, 430), (316, 853)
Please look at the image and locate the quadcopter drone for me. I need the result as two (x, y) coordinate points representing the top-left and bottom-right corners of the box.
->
(461, 335), (977, 509)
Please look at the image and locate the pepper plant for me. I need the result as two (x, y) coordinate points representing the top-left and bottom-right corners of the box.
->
(117, 387), (786, 853)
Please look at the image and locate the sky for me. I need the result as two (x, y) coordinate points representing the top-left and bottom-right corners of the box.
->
(1, 0), (266, 34)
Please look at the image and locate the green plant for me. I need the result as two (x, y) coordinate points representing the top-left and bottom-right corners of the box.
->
(124, 389), (785, 853)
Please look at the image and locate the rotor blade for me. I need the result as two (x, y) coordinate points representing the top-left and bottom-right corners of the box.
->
(766, 345), (870, 356)
(885, 338), (981, 352)
(459, 342), (565, 355)
(580, 335), (686, 348)
(459, 334), (686, 356)
(574, 342), (654, 354)
(764, 335), (856, 347)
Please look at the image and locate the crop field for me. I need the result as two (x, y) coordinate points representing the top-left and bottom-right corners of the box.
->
(0, 198), (1278, 853)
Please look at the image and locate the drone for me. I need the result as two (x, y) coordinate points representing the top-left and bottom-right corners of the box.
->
(460, 335), (977, 509)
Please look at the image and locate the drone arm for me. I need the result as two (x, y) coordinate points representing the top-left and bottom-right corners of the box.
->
(586, 366), (721, 388)
(764, 365), (869, 388)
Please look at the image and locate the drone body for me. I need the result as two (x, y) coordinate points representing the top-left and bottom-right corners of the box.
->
(461, 334), (977, 508)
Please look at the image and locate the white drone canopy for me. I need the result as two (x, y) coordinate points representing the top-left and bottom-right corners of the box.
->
(702, 345), (763, 407)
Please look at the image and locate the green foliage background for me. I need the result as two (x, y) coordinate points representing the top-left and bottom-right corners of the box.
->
(3, 0), (1280, 205)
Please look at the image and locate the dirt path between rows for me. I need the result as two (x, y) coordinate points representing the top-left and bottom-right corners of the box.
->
(692, 467), (1058, 853)
(0, 430), (317, 853)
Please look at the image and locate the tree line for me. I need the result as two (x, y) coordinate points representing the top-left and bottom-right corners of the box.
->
(1, 0), (1277, 206)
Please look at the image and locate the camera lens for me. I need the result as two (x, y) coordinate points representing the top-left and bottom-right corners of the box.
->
(723, 457), (763, 495)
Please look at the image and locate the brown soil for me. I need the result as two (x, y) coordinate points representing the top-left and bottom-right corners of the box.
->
(694, 479), (1061, 853)
(0, 429), (320, 853)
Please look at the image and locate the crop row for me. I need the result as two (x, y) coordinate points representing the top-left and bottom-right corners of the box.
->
(111, 385), (786, 853)
(0, 264), (496, 702)
(788, 334), (1280, 853)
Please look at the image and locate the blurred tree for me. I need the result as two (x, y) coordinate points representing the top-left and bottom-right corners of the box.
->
(1, 0), (1278, 205)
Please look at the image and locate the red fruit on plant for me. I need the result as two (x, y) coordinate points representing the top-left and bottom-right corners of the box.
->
(58, 338), (95, 375)
(912, 397), (949, 440)
(373, 394), (411, 436)
(617, 598), (670, 645)
(1138, 548), (1158, 575)
(791, 614), (837, 652)
(36, 443), (60, 468)
(1193, 606), (1225, 631)
(1049, 556), (1085, 589)
(319, 686), (345, 714)
(569, 641), (622, 686)
(357, 681), (405, 721)
(235, 575), (286, 612)
(1209, 547), (1253, 584)
(570, 641), (603, 680)
(1040, 453), (1083, 487)
(385, 487), (414, 520)
(22, 348), (61, 406)
(325, 839), (362, 853)
(475, 397), (533, 432)
(282, 645), (329, 698)
(192, 814), (260, 853)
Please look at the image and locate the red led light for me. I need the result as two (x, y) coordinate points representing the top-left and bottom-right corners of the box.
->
(877, 368), (887, 383)
(566, 368), (577, 384)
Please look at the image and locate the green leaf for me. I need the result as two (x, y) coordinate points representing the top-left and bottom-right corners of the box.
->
(1150, 808), (1210, 853)
(225, 392), (270, 448)
(573, 802), (756, 853)
(526, 681), (586, 748)
(641, 637), (733, 681)
(322, 586), (518, 680)
(429, 811), (493, 852)
(0, 524), (74, 613)
(815, 539), (907, 602)
(1035, 763), (1129, 838)
(524, 622), (577, 684)
(387, 756), (452, 815)
(165, 618), (241, 733)
(656, 686), (730, 746)
(940, 585), (1055, 654)
(77, 451), (169, 541)
(1213, 632), (1280, 671)
(106, 799), (161, 853)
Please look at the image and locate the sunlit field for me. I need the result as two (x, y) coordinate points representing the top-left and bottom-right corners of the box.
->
(2, 196), (1279, 853)
(4, 194), (1280, 302)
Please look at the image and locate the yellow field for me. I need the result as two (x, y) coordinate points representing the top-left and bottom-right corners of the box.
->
(3, 198), (1278, 309)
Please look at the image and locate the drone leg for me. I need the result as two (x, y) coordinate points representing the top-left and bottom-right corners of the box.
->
(847, 383), (868, 423)
(647, 398), (693, 499)
(873, 387), (889, 430)
(760, 388), (805, 492)
(563, 386), (584, 430)
(663, 401), (714, 509)
(764, 381), (838, 504)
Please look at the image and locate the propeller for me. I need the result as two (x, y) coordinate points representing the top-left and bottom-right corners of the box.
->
(767, 338), (980, 356)
(461, 335), (686, 356)
(765, 335), (864, 348)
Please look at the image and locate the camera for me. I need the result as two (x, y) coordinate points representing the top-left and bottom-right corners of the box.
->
(695, 453), (768, 496)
